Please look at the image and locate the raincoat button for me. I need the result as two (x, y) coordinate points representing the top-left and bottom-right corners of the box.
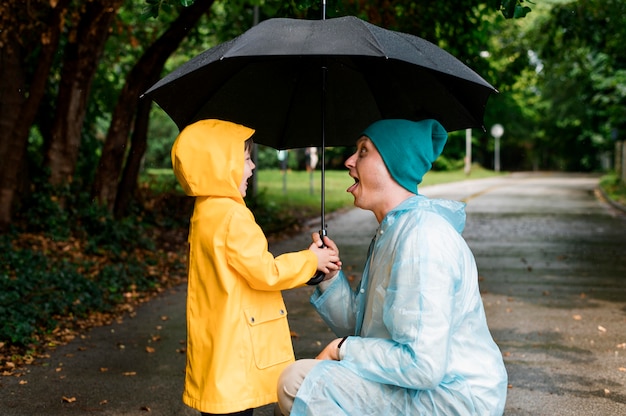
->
(250, 317), (255, 323)
(279, 309), (285, 315)
(360, 288), (365, 294)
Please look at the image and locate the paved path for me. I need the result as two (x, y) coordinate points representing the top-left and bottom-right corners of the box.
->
(1, 173), (625, 415)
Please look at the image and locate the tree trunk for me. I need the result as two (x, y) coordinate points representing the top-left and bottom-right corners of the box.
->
(113, 97), (151, 218)
(0, 42), (26, 231)
(0, 0), (69, 231)
(93, 0), (215, 213)
(45, 0), (124, 189)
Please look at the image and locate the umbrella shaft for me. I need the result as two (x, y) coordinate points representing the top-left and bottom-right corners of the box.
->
(320, 65), (327, 233)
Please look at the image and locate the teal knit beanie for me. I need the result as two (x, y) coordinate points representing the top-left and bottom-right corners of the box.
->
(362, 119), (448, 194)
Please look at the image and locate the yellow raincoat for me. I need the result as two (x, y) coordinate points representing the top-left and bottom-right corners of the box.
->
(172, 119), (318, 413)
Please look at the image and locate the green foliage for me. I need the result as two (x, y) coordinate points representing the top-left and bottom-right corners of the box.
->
(143, 0), (195, 19)
(525, 0), (626, 171)
(0, 238), (99, 345)
(600, 173), (626, 207)
(1, 182), (163, 347)
(0, 232), (160, 346)
(245, 189), (301, 235)
(19, 178), (72, 240)
(77, 203), (155, 256)
(499, 0), (533, 19)
(16, 175), (155, 256)
(433, 155), (465, 172)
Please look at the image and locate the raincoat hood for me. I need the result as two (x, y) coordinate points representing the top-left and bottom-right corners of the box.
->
(171, 119), (255, 199)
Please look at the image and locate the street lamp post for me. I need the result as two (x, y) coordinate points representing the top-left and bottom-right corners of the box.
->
(491, 124), (504, 172)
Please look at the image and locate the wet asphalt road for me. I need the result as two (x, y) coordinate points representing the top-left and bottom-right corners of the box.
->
(447, 173), (626, 416)
(1, 172), (624, 415)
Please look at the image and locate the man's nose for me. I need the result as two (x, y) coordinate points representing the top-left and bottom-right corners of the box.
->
(344, 153), (356, 168)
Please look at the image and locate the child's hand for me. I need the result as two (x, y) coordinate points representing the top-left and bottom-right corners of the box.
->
(309, 234), (341, 278)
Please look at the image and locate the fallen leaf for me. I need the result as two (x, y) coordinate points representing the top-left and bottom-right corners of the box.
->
(62, 396), (77, 403)
(140, 405), (151, 411)
(99, 400), (108, 405)
(604, 389), (610, 396)
(100, 367), (108, 372)
(123, 371), (137, 376)
(616, 343), (626, 349)
(598, 326), (607, 333)
(618, 367), (626, 372)
(19, 380), (28, 385)
(145, 346), (155, 353)
(290, 330), (300, 338)
(160, 315), (169, 321)
(572, 314), (582, 321)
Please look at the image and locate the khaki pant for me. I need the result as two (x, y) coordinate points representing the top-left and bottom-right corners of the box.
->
(275, 359), (321, 415)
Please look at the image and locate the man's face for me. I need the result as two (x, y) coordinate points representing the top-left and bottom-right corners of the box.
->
(344, 136), (394, 214)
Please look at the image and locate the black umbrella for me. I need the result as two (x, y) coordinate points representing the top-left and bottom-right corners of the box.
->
(143, 16), (497, 281)
(144, 16), (496, 147)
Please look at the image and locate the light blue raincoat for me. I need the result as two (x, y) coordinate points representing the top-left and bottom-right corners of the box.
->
(292, 195), (507, 415)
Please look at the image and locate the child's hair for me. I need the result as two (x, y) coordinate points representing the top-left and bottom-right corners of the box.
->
(244, 138), (254, 153)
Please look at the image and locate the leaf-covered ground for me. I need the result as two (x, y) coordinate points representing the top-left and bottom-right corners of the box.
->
(0, 223), (190, 377)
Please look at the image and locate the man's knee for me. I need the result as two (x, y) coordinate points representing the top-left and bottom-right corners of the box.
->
(277, 359), (320, 415)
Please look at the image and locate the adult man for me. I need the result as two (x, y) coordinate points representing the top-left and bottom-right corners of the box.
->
(277, 119), (507, 415)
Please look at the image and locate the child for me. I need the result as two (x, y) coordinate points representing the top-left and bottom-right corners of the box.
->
(171, 119), (339, 416)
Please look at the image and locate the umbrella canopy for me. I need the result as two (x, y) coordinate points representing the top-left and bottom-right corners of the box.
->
(143, 15), (497, 149)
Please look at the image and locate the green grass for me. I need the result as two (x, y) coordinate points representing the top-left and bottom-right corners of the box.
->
(599, 173), (626, 207)
(142, 164), (507, 222)
(256, 164), (506, 215)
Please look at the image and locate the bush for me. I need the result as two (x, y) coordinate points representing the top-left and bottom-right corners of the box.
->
(0, 238), (100, 345)
(600, 173), (626, 206)
(2, 184), (166, 347)
(0, 231), (162, 346)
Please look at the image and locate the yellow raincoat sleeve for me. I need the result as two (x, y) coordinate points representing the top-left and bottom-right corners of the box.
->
(222, 205), (318, 290)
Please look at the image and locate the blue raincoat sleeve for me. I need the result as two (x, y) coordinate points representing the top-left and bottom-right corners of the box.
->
(309, 271), (358, 337)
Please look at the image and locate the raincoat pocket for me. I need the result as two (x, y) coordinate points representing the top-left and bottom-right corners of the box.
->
(244, 302), (293, 369)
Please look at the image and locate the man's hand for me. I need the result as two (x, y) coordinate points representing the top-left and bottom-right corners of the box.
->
(315, 337), (344, 361)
